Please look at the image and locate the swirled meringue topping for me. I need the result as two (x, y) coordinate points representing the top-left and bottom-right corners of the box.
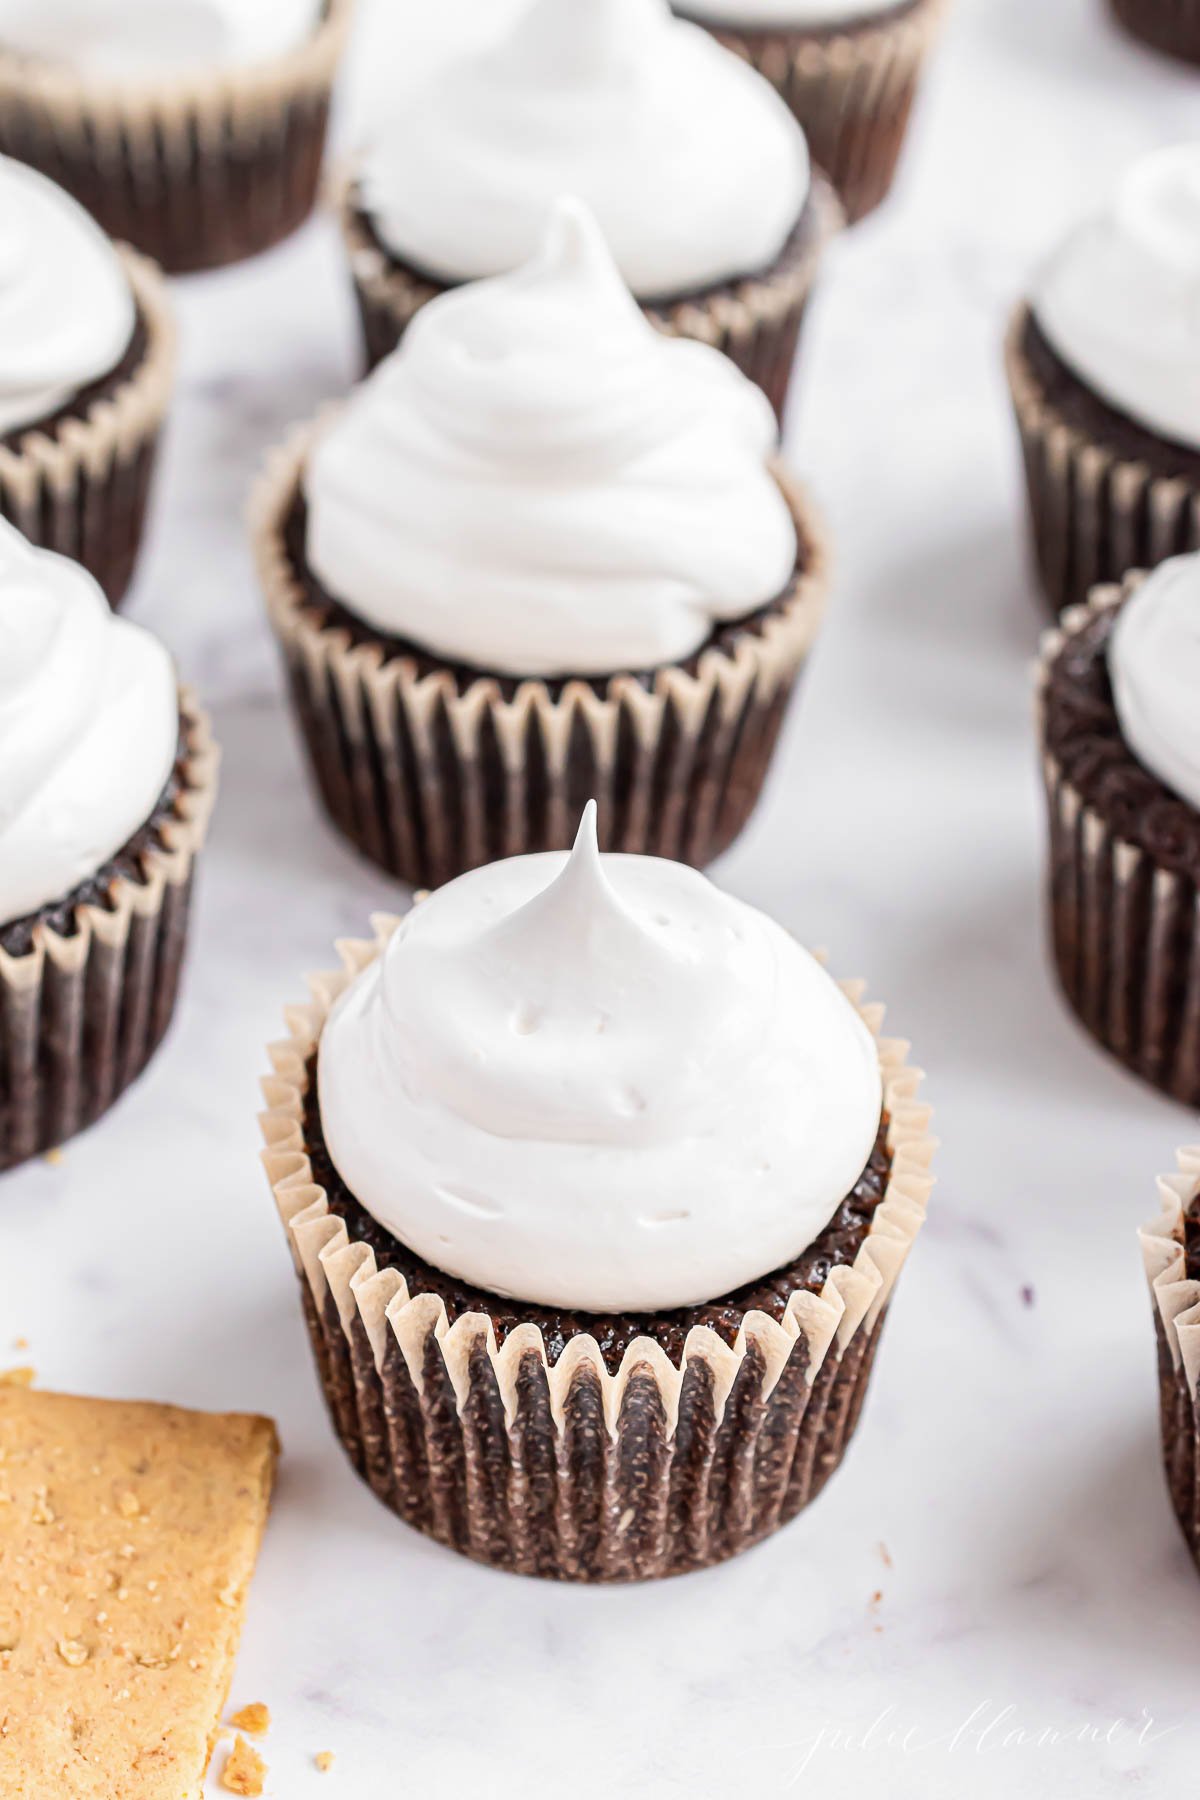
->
(1031, 144), (1200, 453)
(0, 0), (324, 77)
(356, 0), (809, 299)
(1109, 554), (1200, 813)
(0, 519), (178, 926)
(304, 199), (798, 679)
(318, 804), (884, 1313)
(677, 0), (906, 25)
(0, 157), (135, 439)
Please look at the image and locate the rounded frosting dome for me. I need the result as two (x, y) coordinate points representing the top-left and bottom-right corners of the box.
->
(1109, 553), (1200, 813)
(356, 0), (809, 299)
(0, 0), (324, 77)
(304, 198), (799, 678)
(317, 804), (884, 1313)
(1031, 144), (1200, 453)
(677, 0), (905, 24)
(0, 156), (135, 439)
(0, 519), (178, 926)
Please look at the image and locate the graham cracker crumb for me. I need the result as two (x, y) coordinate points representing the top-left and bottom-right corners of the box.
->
(220, 1735), (266, 1796)
(116, 1491), (140, 1519)
(229, 1703), (270, 1736)
(316, 1750), (335, 1772)
(12, 1338), (27, 1351)
(0, 1368), (34, 1388)
(56, 1639), (89, 1668)
(31, 1487), (55, 1525)
(216, 1583), (240, 1609)
(42, 1147), (63, 1166)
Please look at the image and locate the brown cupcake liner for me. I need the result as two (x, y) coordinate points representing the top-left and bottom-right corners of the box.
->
(1110, 0), (1200, 63)
(1036, 573), (1200, 1106)
(334, 172), (844, 424)
(688, 0), (949, 225)
(250, 415), (830, 891)
(1007, 304), (1200, 617)
(0, 246), (174, 608)
(0, 0), (353, 274)
(0, 692), (218, 1172)
(260, 922), (934, 1581)
(1140, 1152), (1200, 1568)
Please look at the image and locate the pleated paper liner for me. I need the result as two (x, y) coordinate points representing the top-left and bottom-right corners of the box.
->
(0, 692), (218, 1172)
(0, 0), (353, 274)
(1007, 304), (1200, 617)
(1110, 0), (1200, 63)
(1141, 1151), (1200, 1569)
(1036, 573), (1200, 1106)
(0, 246), (174, 609)
(334, 173), (844, 424)
(261, 921), (935, 1581)
(250, 415), (830, 891)
(684, 0), (948, 225)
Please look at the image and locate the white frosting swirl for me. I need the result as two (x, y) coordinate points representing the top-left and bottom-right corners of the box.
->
(677, 0), (905, 25)
(0, 0), (324, 77)
(318, 804), (884, 1313)
(1031, 144), (1200, 453)
(0, 519), (178, 926)
(305, 199), (798, 679)
(0, 157), (135, 439)
(356, 0), (809, 299)
(1109, 553), (1200, 812)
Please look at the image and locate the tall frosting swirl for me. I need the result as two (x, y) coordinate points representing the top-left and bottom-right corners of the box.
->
(677, 0), (907, 24)
(1109, 554), (1200, 812)
(318, 804), (884, 1313)
(1031, 144), (1200, 452)
(0, 519), (178, 926)
(356, 0), (809, 298)
(304, 199), (798, 678)
(0, 157), (135, 439)
(0, 0), (324, 76)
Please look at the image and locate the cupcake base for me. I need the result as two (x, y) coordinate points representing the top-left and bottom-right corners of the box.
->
(1110, 0), (1200, 63)
(1141, 1154), (1200, 1570)
(261, 925), (934, 1581)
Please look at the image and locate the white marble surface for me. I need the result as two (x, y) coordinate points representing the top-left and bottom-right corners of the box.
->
(4, 1), (1200, 1794)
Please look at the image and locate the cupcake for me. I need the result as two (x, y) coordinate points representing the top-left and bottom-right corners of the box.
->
(1141, 1149), (1200, 1570)
(253, 199), (829, 892)
(0, 156), (173, 607)
(1036, 551), (1200, 1105)
(1007, 145), (1200, 617)
(261, 805), (934, 1580)
(671, 0), (948, 225)
(0, 0), (352, 274)
(0, 519), (217, 1171)
(1110, 0), (1200, 66)
(337, 0), (840, 423)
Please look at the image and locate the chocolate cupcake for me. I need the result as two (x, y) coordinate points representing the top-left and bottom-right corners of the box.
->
(1007, 146), (1200, 617)
(254, 199), (829, 891)
(671, 0), (948, 225)
(1036, 552), (1200, 1104)
(0, 0), (352, 274)
(336, 0), (840, 423)
(0, 157), (173, 608)
(0, 520), (217, 1171)
(261, 807), (934, 1581)
(1110, 0), (1200, 65)
(1141, 1148), (1200, 1569)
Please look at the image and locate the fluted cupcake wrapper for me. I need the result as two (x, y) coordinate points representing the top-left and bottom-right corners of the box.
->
(0, 248), (174, 608)
(250, 416), (829, 891)
(687, 0), (947, 226)
(1007, 305), (1200, 617)
(0, 693), (218, 1172)
(0, 0), (353, 274)
(260, 922), (935, 1581)
(1110, 0), (1200, 63)
(1036, 575), (1200, 1106)
(334, 174), (843, 425)
(1141, 1153), (1200, 1568)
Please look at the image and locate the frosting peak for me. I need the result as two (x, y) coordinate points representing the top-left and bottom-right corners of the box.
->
(1109, 553), (1200, 812)
(356, 0), (809, 299)
(317, 806), (884, 1312)
(304, 199), (799, 678)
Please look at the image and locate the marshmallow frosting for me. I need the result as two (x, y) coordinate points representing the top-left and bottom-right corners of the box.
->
(678, 0), (905, 24)
(356, 0), (809, 299)
(304, 199), (799, 679)
(0, 157), (135, 439)
(1109, 554), (1200, 813)
(0, 519), (178, 926)
(317, 804), (884, 1314)
(1031, 144), (1200, 453)
(0, 0), (324, 77)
